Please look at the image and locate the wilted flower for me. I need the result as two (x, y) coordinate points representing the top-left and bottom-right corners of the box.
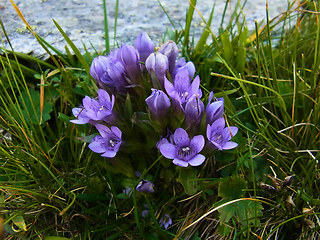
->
(145, 52), (169, 88)
(158, 128), (205, 167)
(117, 45), (141, 84)
(136, 180), (155, 193)
(135, 32), (154, 62)
(164, 68), (202, 111)
(158, 41), (178, 74)
(145, 89), (171, 119)
(82, 89), (115, 122)
(89, 124), (122, 158)
(206, 118), (238, 151)
(206, 91), (224, 125)
(185, 94), (204, 128)
(159, 214), (172, 229)
(172, 57), (196, 79)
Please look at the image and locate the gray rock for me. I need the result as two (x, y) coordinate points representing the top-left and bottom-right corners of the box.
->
(0, 0), (297, 58)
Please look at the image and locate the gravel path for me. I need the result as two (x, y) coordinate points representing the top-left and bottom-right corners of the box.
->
(0, 0), (297, 57)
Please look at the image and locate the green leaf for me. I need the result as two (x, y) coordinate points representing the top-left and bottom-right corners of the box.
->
(218, 176), (246, 199)
(11, 215), (27, 232)
(18, 89), (53, 125)
(178, 167), (198, 195)
(221, 31), (233, 62)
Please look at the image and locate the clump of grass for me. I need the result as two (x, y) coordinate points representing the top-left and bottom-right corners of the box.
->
(0, 0), (319, 239)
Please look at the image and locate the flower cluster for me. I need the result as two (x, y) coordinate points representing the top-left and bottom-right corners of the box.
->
(71, 32), (239, 229)
(71, 32), (238, 166)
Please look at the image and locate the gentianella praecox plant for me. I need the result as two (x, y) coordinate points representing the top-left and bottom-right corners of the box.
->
(70, 32), (238, 229)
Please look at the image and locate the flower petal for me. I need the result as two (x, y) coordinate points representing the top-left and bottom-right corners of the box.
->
(173, 128), (189, 146)
(101, 150), (117, 158)
(188, 154), (206, 166)
(159, 143), (176, 159)
(172, 158), (188, 167)
(222, 141), (238, 150)
(88, 136), (106, 153)
(190, 135), (205, 153)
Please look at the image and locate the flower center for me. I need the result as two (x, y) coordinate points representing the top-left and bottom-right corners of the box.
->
(178, 145), (194, 161)
(108, 138), (118, 148)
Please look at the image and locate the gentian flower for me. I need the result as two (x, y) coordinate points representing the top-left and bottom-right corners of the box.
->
(206, 118), (238, 151)
(164, 68), (202, 111)
(185, 94), (204, 128)
(145, 89), (171, 119)
(117, 45), (141, 84)
(90, 56), (109, 87)
(206, 91), (224, 125)
(159, 214), (172, 229)
(172, 57), (196, 79)
(82, 89), (115, 122)
(135, 32), (154, 62)
(136, 180), (155, 193)
(70, 107), (91, 124)
(89, 124), (122, 158)
(90, 53), (129, 93)
(158, 41), (178, 74)
(158, 128), (205, 167)
(145, 52), (169, 88)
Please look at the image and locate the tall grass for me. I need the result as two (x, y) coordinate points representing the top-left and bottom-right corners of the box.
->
(0, 0), (319, 239)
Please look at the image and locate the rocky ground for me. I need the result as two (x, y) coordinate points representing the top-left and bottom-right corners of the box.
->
(0, 0), (297, 58)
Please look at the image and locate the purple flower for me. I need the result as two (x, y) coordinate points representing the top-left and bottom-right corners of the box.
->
(172, 57), (196, 79)
(206, 118), (238, 151)
(185, 94), (204, 128)
(158, 128), (205, 167)
(164, 68), (202, 111)
(90, 54), (129, 92)
(90, 56), (109, 86)
(159, 214), (172, 229)
(89, 124), (122, 158)
(158, 41), (178, 74)
(206, 92), (224, 125)
(82, 89), (115, 121)
(145, 89), (171, 119)
(145, 52), (169, 88)
(135, 32), (154, 62)
(70, 107), (91, 124)
(136, 180), (155, 193)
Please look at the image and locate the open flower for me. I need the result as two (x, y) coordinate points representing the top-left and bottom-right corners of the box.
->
(82, 89), (115, 122)
(145, 89), (171, 119)
(164, 68), (202, 111)
(70, 107), (91, 124)
(158, 128), (205, 167)
(89, 124), (122, 158)
(206, 118), (238, 151)
(159, 214), (172, 229)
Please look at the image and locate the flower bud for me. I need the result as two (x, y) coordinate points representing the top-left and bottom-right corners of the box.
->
(136, 180), (155, 193)
(206, 92), (224, 125)
(145, 52), (168, 88)
(90, 56), (109, 85)
(158, 41), (179, 74)
(172, 58), (196, 79)
(185, 94), (204, 128)
(117, 45), (141, 83)
(145, 89), (171, 119)
(135, 32), (154, 62)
